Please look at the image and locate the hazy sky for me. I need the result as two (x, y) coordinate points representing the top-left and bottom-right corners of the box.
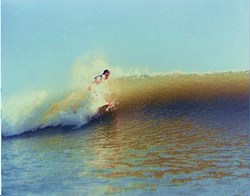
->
(2, 0), (249, 98)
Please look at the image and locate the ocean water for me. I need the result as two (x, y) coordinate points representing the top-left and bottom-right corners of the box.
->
(2, 72), (250, 195)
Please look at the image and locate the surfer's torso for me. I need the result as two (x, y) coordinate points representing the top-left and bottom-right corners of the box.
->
(94, 74), (104, 84)
(88, 70), (110, 91)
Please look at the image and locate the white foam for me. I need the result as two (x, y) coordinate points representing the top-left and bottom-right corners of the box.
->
(2, 54), (150, 137)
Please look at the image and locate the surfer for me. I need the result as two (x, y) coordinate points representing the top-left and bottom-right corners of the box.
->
(88, 69), (111, 91)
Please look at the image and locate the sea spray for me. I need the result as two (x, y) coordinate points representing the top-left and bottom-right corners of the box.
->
(2, 90), (49, 136)
(2, 55), (117, 136)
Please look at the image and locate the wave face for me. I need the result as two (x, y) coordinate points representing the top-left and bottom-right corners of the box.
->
(2, 71), (249, 137)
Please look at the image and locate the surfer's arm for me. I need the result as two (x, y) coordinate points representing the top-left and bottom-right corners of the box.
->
(87, 81), (96, 91)
(87, 75), (103, 91)
(87, 76), (101, 90)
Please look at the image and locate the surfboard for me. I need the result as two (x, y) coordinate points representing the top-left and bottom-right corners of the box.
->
(97, 102), (115, 116)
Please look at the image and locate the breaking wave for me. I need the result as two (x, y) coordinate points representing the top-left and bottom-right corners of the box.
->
(2, 70), (249, 137)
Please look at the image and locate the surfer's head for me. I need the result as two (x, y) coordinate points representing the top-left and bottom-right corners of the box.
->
(103, 69), (111, 79)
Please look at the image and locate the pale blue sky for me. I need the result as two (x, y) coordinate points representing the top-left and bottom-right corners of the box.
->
(2, 0), (249, 98)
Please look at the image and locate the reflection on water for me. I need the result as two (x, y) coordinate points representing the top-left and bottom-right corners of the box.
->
(2, 99), (250, 195)
(86, 105), (249, 192)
